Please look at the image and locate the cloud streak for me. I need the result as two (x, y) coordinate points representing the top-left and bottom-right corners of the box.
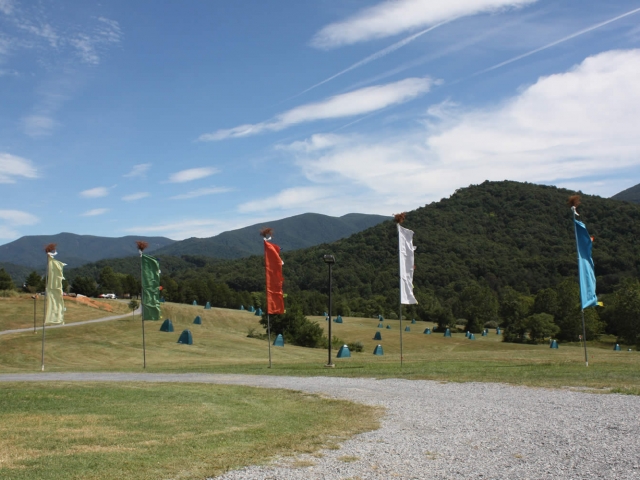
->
(200, 77), (434, 141)
(79, 187), (109, 198)
(0, 208), (39, 239)
(474, 6), (640, 76)
(123, 163), (151, 178)
(0, 153), (38, 183)
(122, 192), (150, 201)
(170, 187), (232, 200)
(311, 0), (536, 48)
(81, 208), (109, 217)
(168, 167), (218, 183)
(278, 49), (640, 210)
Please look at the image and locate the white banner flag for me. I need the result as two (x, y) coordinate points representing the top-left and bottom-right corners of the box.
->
(398, 224), (417, 305)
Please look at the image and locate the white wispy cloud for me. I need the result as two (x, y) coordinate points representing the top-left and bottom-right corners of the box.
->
(200, 77), (434, 141)
(168, 167), (219, 183)
(311, 0), (536, 48)
(0, 0), (14, 16)
(123, 163), (151, 178)
(170, 187), (232, 200)
(278, 49), (640, 209)
(237, 186), (333, 213)
(81, 208), (109, 217)
(124, 218), (235, 240)
(0, 153), (38, 183)
(21, 114), (56, 137)
(0, 208), (39, 239)
(122, 192), (150, 201)
(79, 186), (109, 198)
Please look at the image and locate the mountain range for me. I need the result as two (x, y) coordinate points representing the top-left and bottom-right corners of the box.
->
(0, 213), (388, 281)
(611, 182), (640, 204)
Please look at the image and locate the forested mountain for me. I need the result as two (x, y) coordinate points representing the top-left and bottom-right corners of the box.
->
(0, 233), (175, 270)
(66, 181), (640, 345)
(612, 182), (640, 204)
(153, 213), (389, 259)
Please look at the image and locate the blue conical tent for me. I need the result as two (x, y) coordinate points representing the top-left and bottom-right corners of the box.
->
(444, 328), (451, 337)
(240, 305), (245, 310)
(482, 329), (487, 336)
(160, 297), (165, 303)
(160, 319), (174, 332)
(496, 327), (501, 335)
(386, 325), (391, 329)
(334, 315), (343, 323)
(323, 311), (327, 316)
(614, 344), (621, 351)
(177, 329), (193, 345)
(373, 331), (382, 340)
(337, 344), (351, 358)
(411, 318), (416, 324)
(465, 331), (470, 338)
(423, 328), (431, 334)
(377, 322), (383, 328)
(550, 339), (559, 349)
(249, 306), (255, 313)
(404, 326), (410, 332)
(469, 333), (476, 340)
(193, 316), (202, 325)
(205, 302), (211, 310)
(192, 300), (197, 306)
(255, 307), (263, 316)
(273, 334), (284, 347)
(373, 344), (383, 356)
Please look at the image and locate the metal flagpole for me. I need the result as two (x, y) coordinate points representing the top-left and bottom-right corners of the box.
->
(572, 207), (589, 367)
(41, 262), (48, 371)
(140, 253), (146, 369)
(398, 223), (404, 367)
(33, 294), (37, 333)
(267, 314), (272, 368)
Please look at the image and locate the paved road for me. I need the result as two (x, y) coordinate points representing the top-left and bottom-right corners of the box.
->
(0, 307), (140, 336)
(1, 372), (638, 479)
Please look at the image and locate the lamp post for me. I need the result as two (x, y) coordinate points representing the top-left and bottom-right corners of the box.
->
(323, 254), (335, 368)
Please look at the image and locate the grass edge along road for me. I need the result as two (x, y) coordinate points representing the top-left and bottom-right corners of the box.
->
(1, 301), (639, 394)
(0, 381), (381, 480)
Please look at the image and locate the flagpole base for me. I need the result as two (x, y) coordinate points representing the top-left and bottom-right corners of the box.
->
(324, 364), (335, 368)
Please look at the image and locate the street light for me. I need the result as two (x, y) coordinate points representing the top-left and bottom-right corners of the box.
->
(323, 254), (336, 368)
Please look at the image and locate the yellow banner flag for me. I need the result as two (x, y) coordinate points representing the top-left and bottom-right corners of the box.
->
(45, 255), (66, 325)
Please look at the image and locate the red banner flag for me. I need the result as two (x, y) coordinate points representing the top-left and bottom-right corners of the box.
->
(264, 240), (285, 314)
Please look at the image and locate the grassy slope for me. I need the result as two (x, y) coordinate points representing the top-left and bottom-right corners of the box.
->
(0, 294), (130, 332)
(1, 302), (639, 392)
(0, 382), (379, 479)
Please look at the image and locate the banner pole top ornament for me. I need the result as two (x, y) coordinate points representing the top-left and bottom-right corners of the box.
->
(44, 243), (57, 257)
(393, 212), (407, 224)
(136, 240), (149, 256)
(260, 227), (273, 242)
(568, 194), (581, 216)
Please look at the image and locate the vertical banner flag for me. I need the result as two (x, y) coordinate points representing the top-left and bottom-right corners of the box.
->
(44, 254), (66, 325)
(264, 240), (285, 314)
(141, 254), (161, 320)
(574, 218), (597, 309)
(398, 224), (418, 305)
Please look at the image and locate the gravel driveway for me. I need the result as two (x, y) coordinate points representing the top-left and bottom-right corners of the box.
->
(1, 373), (638, 479)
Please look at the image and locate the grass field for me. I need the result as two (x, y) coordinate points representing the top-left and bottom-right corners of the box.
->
(0, 294), (130, 332)
(0, 382), (379, 479)
(1, 301), (639, 393)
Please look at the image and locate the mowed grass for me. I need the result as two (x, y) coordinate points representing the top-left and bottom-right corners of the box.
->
(1, 302), (639, 393)
(0, 382), (380, 480)
(0, 294), (130, 332)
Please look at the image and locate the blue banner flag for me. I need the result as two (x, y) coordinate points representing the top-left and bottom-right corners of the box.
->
(573, 219), (597, 309)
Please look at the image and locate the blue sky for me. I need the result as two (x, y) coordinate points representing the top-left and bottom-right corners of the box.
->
(1, 0), (640, 243)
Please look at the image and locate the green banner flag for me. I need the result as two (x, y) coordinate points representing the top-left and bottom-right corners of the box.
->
(141, 254), (161, 320)
(45, 255), (66, 325)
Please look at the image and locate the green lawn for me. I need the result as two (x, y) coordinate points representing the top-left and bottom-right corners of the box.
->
(1, 301), (638, 393)
(0, 382), (380, 479)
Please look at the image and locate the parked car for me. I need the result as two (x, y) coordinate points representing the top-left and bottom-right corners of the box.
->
(99, 293), (117, 299)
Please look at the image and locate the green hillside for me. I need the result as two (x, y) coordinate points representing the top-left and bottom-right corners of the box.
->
(612, 182), (640, 204)
(153, 212), (389, 259)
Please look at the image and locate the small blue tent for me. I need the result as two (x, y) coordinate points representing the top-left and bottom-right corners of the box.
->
(177, 330), (193, 345)
(373, 344), (383, 356)
(273, 334), (284, 347)
(205, 302), (211, 310)
(423, 328), (431, 334)
(193, 316), (202, 325)
(337, 344), (351, 358)
(160, 319), (174, 332)
(373, 331), (382, 340)
(444, 328), (451, 337)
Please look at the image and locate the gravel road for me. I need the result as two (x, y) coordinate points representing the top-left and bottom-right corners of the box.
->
(1, 372), (638, 479)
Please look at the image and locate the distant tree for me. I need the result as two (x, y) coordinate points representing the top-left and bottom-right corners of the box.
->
(457, 284), (498, 333)
(128, 299), (139, 317)
(24, 271), (44, 293)
(526, 313), (560, 343)
(499, 286), (531, 329)
(601, 280), (640, 347)
(260, 304), (324, 348)
(72, 276), (98, 297)
(99, 266), (121, 294)
(0, 268), (14, 290)
(532, 288), (559, 317)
